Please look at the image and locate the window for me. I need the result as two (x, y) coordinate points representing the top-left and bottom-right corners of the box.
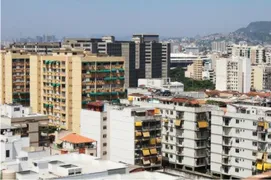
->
(235, 168), (239, 173)
(103, 126), (107, 130)
(170, 136), (173, 141)
(103, 117), (107, 121)
(170, 111), (173, 115)
(103, 134), (107, 138)
(170, 127), (173, 132)
(253, 131), (257, 136)
(103, 151), (107, 155)
(235, 139), (239, 143)
(235, 129), (240, 134)
(103, 143), (107, 147)
(252, 142), (257, 146)
(5, 150), (10, 158)
(235, 158), (239, 163)
(252, 161), (256, 166)
(170, 145), (173, 149)
(165, 153), (168, 158)
(170, 154), (173, 158)
(14, 107), (20, 112)
(253, 121), (257, 126)
(235, 149), (239, 153)
(236, 119), (239, 124)
(90, 153), (94, 156)
(252, 151), (257, 156)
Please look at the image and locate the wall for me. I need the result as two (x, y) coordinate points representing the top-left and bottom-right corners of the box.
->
(215, 59), (227, 91)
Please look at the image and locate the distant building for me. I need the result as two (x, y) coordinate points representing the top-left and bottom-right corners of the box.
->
(171, 43), (181, 53)
(138, 78), (184, 94)
(232, 43), (266, 64)
(216, 57), (251, 93)
(9, 42), (61, 54)
(185, 58), (203, 80)
(170, 53), (208, 68)
(62, 38), (102, 53)
(184, 46), (199, 55)
(251, 65), (271, 91)
(211, 41), (227, 53)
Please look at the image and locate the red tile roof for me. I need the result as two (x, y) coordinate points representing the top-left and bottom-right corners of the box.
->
(246, 92), (271, 98)
(60, 133), (96, 144)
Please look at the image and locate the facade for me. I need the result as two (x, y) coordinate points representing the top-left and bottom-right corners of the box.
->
(0, 123), (30, 162)
(170, 53), (208, 68)
(1, 50), (31, 106)
(232, 44), (266, 64)
(211, 104), (271, 179)
(185, 58), (203, 80)
(1, 48), (125, 133)
(138, 78), (184, 93)
(9, 42), (61, 54)
(251, 65), (271, 91)
(121, 95), (211, 174)
(63, 38), (102, 53)
(211, 41), (227, 53)
(52, 133), (97, 156)
(108, 105), (162, 170)
(0, 104), (49, 147)
(80, 102), (109, 159)
(216, 57), (251, 93)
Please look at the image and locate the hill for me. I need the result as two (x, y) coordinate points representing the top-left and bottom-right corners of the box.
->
(234, 21), (271, 42)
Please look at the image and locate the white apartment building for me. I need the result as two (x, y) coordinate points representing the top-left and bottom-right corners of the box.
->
(251, 65), (271, 91)
(216, 57), (251, 93)
(232, 43), (266, 64)
(107, 105), (162, 170)
(211, 104), (271, 179)
(121, 95), (211, 173)
(0, 123), (30, 162)
(211, 41), (227, 53)
(80, 102), (108, 159)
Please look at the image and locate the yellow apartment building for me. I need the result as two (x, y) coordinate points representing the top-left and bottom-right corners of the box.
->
(0, 50), (31, 106)
(1, 48), (125, 133)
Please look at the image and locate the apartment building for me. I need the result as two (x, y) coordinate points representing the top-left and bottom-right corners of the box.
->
(108, 105), (162, 170)
(9, 42), (61, 54)
(80, 102), (109, 159)
(232, 43), (266, 64)
(0, 50), (31, 106)
(121, 94), (211, 174)
(0, 123), (30, 162)
(63, 38), (102, 53)
(29, 51), (125, 133)
(251, 65), (271, 91)
(211, 103), (271, 179)
(185, 58), (203, 80)
(216, 57), (251, 93)
(211, 41), (227, 53)
(0, 104), (49, 147)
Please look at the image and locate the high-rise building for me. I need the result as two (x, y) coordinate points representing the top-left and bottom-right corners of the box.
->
(9, 42), (61, 54)
(211, 103), (271, 179)
(211, 41), (227, 53)
(251, 65), (271, 91)
(232, 44), (266, 64)
(216, 57), (251, 93)
(121, 95), (211, 174)
(185, 58), (203, 80)
(1, 48), (125, 133)
(108, 104), (162, 170)
(0, 50), (31, 106)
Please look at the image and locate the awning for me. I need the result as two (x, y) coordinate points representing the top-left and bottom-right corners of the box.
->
(142, 149), (150, 156)
(164, 119), (168, 123)
(135, 121), (142, 127)
(150, 148), (157, 155)
(154, 108), (160, 114)
(198, 121), (208, 128)
(257, 162), (263, 170)
(257, 152), (263, 160)
(143, 132), (150, 138)
(135, 131), (142, 137)
(264, 122), (269, 129)
(175, 120), (181, 126)
(156, 138), (161, 144)
(150, 138), (156, 145)
(143, 159), (150, 165)
(258, 121), (264, 126)
(264, 163), (271, 171)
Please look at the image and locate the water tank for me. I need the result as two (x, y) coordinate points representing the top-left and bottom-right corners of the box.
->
(2, 170), (16, 180)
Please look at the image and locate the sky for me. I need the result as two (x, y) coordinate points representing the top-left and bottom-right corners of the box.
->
(1, 0), (271, 40)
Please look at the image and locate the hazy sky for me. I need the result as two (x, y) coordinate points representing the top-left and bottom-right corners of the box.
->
(1, 0), (271, 39)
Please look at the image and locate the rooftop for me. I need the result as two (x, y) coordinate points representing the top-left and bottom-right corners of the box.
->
(60, 133), (96, 144)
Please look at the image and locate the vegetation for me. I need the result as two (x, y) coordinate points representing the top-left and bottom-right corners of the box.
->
(206, 100), (227, 107)
(169, 67), (215, 91)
